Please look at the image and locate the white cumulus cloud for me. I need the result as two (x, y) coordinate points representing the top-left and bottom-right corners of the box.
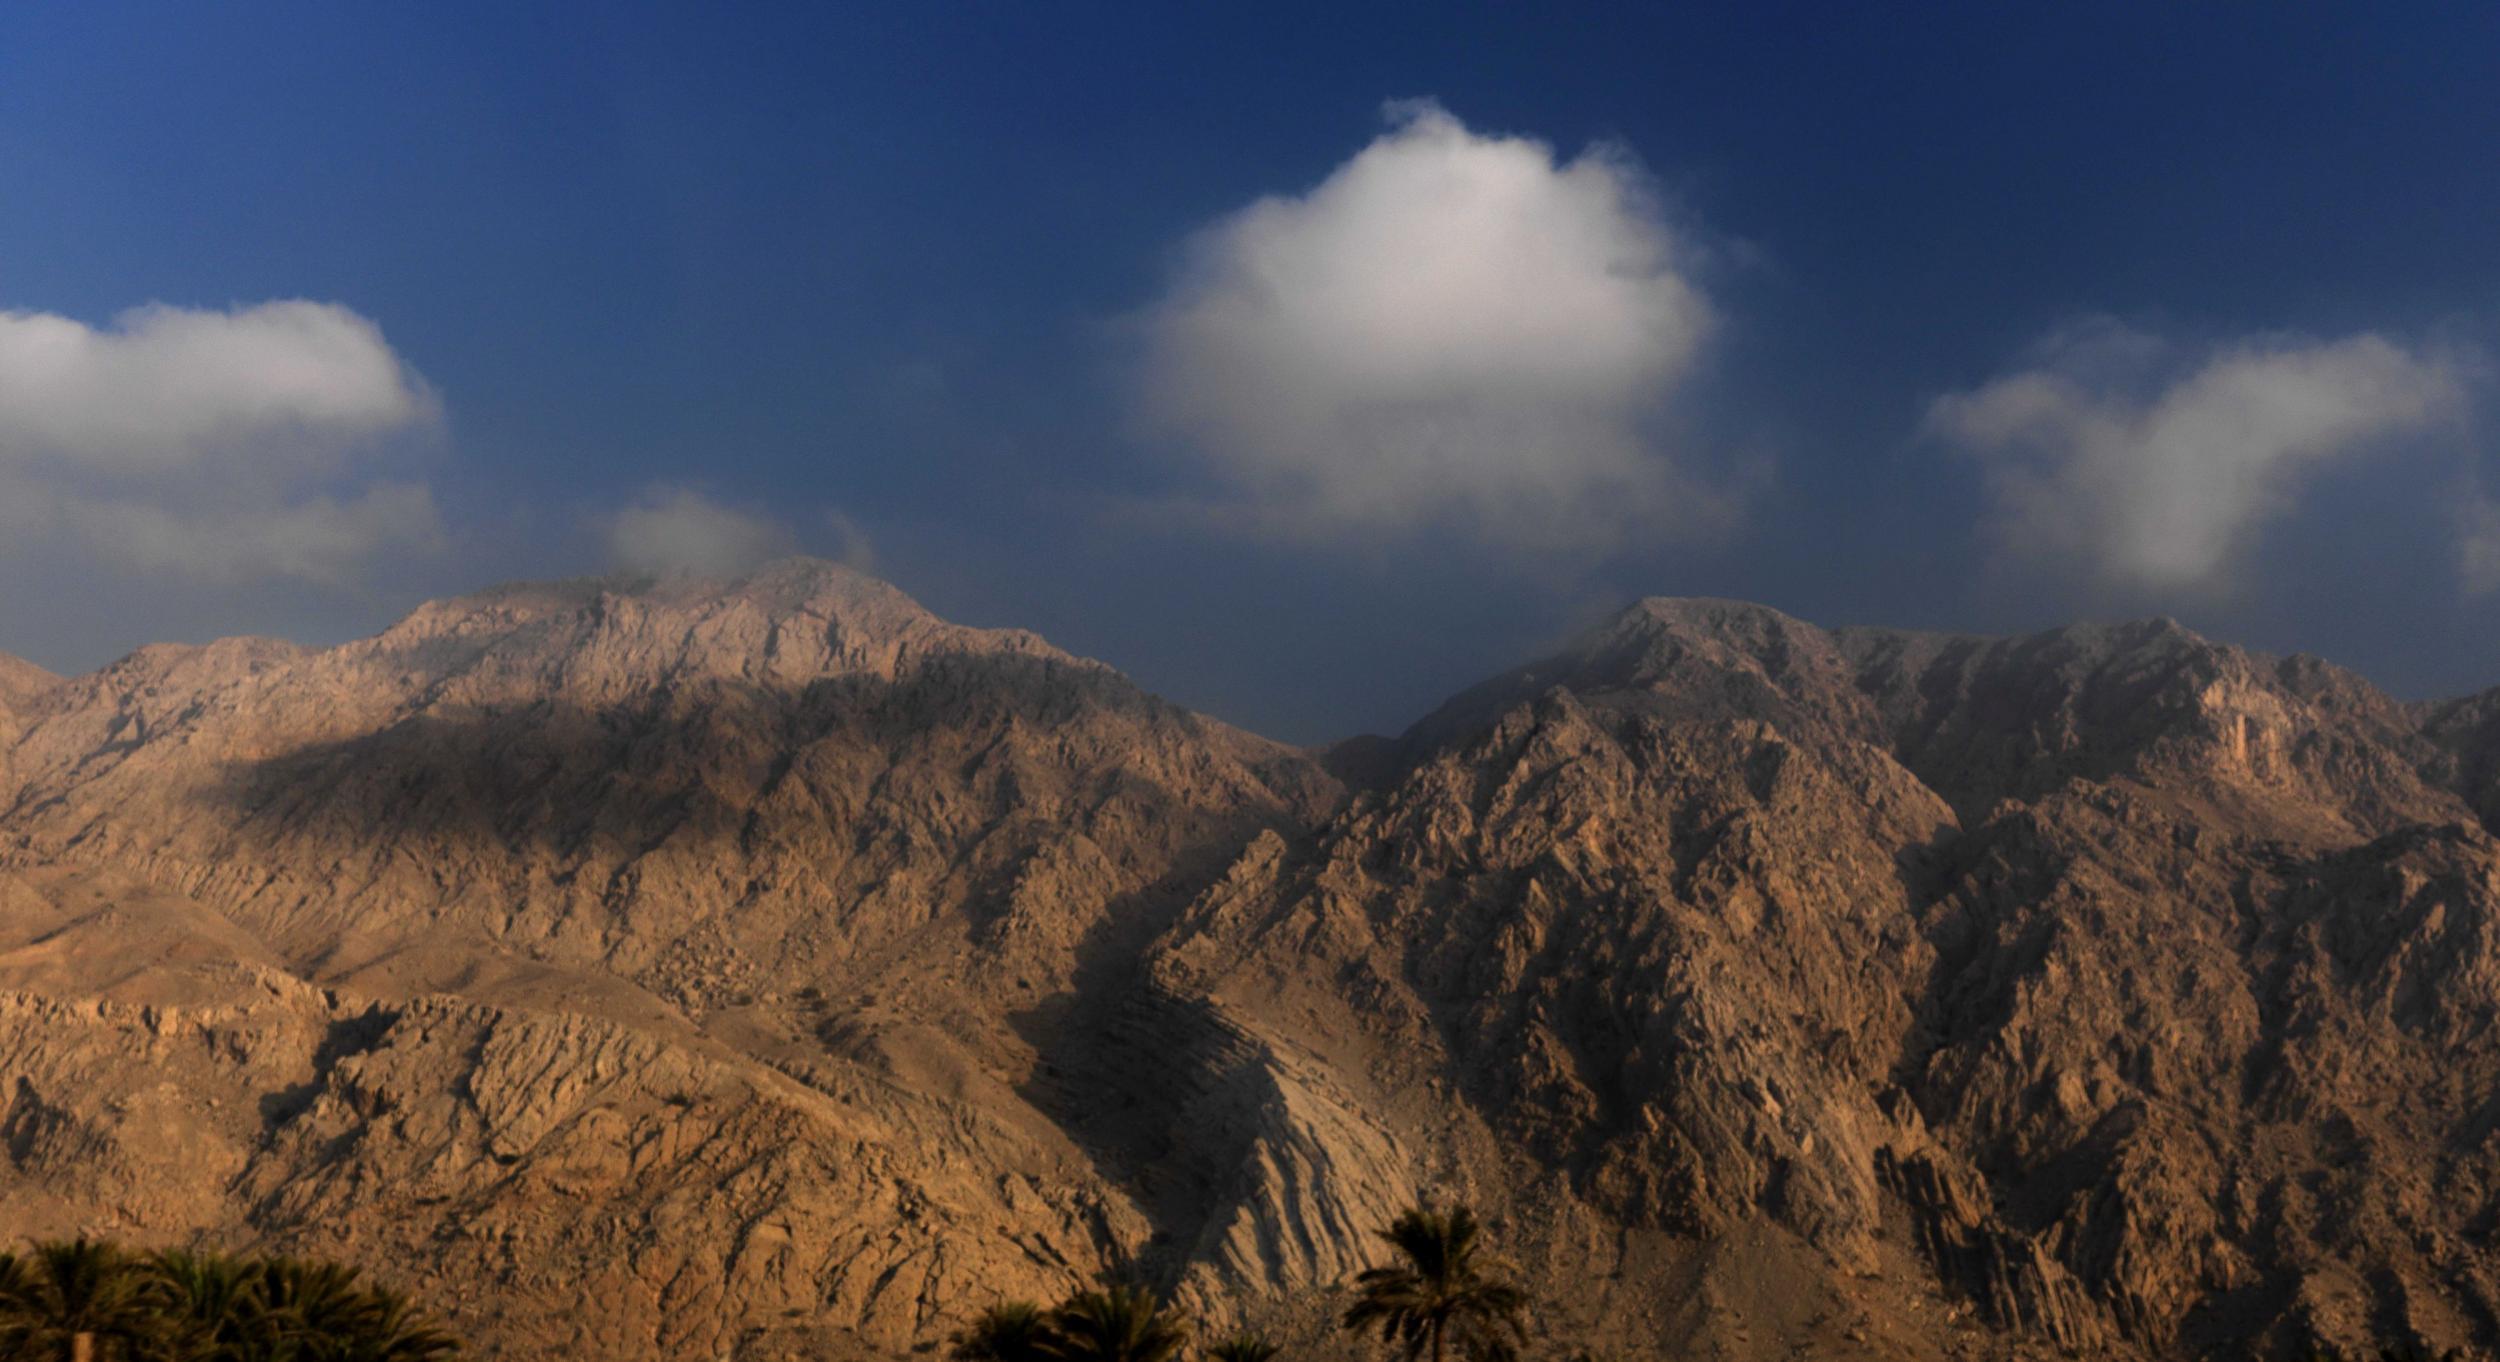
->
(605, 486), (798, 579)
(1135, 100), (1721, 554)
(0, 300), (441, 584)
(0, 300), (432, 475)
(1928, 321), (2466, 591)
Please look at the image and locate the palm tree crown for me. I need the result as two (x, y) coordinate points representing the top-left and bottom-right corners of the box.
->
(1205, 1333), (1280, 1362)
(151, 1249), (268, 1362)
(254, 1256), (460, 1361)
(1341, 1206), (1528, 1362)
(0, 1240), (463, 1362)
(0, 1238), (188, 1361)
(1042, 1285), (1189, 1362)
(952, 1300), (1061, 1362)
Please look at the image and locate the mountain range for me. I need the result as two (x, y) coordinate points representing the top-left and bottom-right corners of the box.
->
(4, 559), (2499, 1359)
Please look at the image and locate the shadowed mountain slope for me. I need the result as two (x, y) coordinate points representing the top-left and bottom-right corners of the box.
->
(0, 561), (1341, 1357)
(3, 570), (2500, 1359)
(1167, 596), (2500, 1357)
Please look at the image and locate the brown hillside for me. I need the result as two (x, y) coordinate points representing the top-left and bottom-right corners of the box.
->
(3, 569), (2498, 1359)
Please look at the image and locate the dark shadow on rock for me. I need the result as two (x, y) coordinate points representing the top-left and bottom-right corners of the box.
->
(1000, 826), (1317, 1294)
(258, 1003), (403, 1133)
(153, 654), (1336, 990)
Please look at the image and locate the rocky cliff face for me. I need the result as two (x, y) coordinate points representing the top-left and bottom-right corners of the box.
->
(1164, 599), (2500, 1357)
(0, 563), (1337, 1356)
(0, 651), (56, 752)
(2, 570), (2499, 1360)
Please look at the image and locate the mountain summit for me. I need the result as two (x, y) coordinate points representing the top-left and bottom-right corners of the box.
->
(3, 564), (2499, 1359)
(0, 651), (54, 708)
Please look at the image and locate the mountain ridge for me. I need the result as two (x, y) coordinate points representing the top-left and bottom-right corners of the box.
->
(4, 561), (2500, 1359)
(0, 650), (56, 708)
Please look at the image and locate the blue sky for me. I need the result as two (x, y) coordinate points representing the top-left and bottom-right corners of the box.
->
(3, 3), (2497, 741)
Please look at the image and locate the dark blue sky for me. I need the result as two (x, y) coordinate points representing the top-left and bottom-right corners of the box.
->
(4, 3), (2497, 741)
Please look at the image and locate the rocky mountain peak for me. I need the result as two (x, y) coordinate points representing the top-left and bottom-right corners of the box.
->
(0, 652), (57, 713)
(363, 556), (1073, 699)
(1835, 616), (2446, 836)
(0, 559), (1334, 1008)
(392, 556), (941, 640)
(1393, 599), (2458, 843)
(1395, 596), (1871, 758)
(10, 581), (2500, 1360)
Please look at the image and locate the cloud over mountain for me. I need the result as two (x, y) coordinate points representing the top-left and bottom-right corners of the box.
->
(1136, 101), (1720, 555)
(1928, 321), (2467, 591)
(604, 485), (798, 578)
(0, 300), (441, 583)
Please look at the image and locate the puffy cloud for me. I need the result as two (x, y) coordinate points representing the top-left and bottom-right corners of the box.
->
(0, 300), (432, 475)
(1928, 321), (2466, 590)
(1135, 101), (1720, 553)
(0, 300), (440, 584)
(605, 486), (797, 578)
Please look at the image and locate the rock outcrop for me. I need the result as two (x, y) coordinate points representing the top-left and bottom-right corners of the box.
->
(0, 651), (56, 756)
(4, 569), (2500, 1359)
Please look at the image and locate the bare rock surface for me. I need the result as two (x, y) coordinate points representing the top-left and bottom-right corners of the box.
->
(0, 651), (57, 759)
(0, 651), (54, 708)
(3, 567), (2500, 1359)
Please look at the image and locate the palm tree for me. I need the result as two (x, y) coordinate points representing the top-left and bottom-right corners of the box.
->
(252, 1256), (459, 1361)
(0, 1239), (188, 1361)
(1042, 1285), (1189, 1362)
(1204, 1333), (1279, 1362)
(952, 1301), (1060, 1362)
(325, 1281), (461, 1362)
(0, 1251), (46, 1359)
(1340, 1206), (1528, 1362)
(149, 1249), (269, 1362)
(0, 1240), (460, 1362)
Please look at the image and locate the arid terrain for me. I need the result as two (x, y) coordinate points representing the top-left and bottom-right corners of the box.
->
(4, 559), (2500, 1359)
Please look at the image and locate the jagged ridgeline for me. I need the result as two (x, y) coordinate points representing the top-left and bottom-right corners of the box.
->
(4, 559), (2500, 1359)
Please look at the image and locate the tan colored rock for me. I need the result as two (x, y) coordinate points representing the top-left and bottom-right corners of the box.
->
(4, 571), (2500, 1359)
(0, 650), (53, 700)
(0, 650), (57, 776)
